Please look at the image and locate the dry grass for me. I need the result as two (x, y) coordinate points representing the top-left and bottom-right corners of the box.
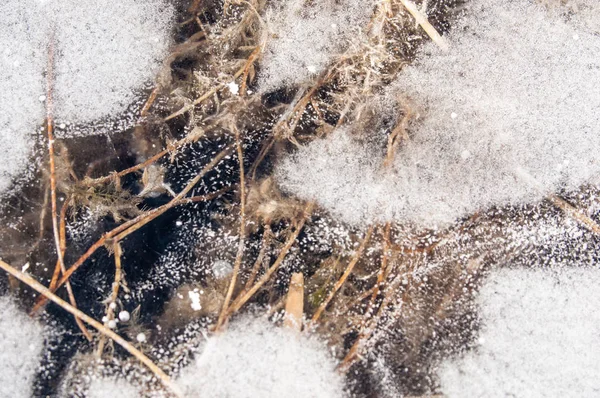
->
(0, 0), (598, 396)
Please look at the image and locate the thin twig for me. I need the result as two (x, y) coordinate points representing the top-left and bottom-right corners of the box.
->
(398, 0), (449, 51)
(549, 195), (600, 235)
(45, 31), (92, 341)
(226, 203), (314, 316)
(48, 195), (71, 292)
(0, 259), (183, 398)
(312, 226), (374, 323)
(243, 226), (271, 290)
(96, 241), (123, 357)
(216, 128), (247, 330)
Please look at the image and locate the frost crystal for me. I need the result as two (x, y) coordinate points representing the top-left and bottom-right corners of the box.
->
(438, 266), (600, 397)
(176, 318), (345, 398)
(259, 0), (373, 91)
(277, 0), (600, 226)
(0, 296), (45, 398)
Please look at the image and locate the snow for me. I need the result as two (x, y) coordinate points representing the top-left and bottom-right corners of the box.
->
(438, 266), (600, 397)
(87, 378), (140, 398)
(0, 0), (173, 193)
(259, 0), (374, 91)
(48, 0), (174, 126)
(0, 296), (45, 398)
(0, 0), (46, 194)
(176, 317), (345, 398)
(277, 0), (600, 226)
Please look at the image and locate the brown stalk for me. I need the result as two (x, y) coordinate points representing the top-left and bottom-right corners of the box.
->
(96, 241), (123, 357)
(0, 259), (183, 398)
(216, 128), (247, 330)
(243, 226), (272, 290)
(369, 223), (392, 307)
(549, 195), (600, 235)
(311, 226), (374, 323)
(48, 195), (71, 292)
(283, 272), (304, 331)
(45, 32), (92, 341)
(398, 0), (449, 51)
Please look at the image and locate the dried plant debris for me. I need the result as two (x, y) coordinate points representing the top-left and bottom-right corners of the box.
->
(0, 0), (599, 397)
(259, 0), (376, 91)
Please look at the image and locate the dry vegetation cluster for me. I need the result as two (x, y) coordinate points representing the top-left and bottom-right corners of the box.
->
(0, 0), (599, 397)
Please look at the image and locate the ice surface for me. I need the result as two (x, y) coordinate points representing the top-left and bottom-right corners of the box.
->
(438, 266), (600, 397)
(0, 0), (46, 193)
(277, 0), (600, 226)
(87, 378), (140, 398)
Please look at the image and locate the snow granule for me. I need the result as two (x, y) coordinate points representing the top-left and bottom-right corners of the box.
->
(259, 0), (373, 91)
(277, 0), (600, 226)
(438, 266), (600, 397)
(87, 378), (140, 398)
(0, 296), (45, 398)
(176, 317), (345, 398)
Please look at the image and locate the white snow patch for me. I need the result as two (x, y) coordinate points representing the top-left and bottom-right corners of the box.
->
(49, 0), (174, 126)
(0, 0), (47, 194)
(438, 266), (600, 397)
(87, 378), (140, 398)
(0, 0), (173, 193)
(277, 0), (600, 226)
(0, 296), (45, 398)
(176, 317), (345, 398)
(259, 0), (374, 91)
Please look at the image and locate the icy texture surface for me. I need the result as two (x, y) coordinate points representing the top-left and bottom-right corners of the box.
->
(259, 0), (373, 91)
(0, 296), (45, 398)
(87, 378), (140, 398)
(438, 266), (600, 397)
(177, 318), (345, 398)
(277, 0), (600, 226)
